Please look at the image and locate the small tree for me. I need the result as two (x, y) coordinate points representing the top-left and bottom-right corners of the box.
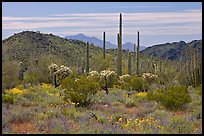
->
(99, 69), (117, 95)
(48, 63), (72, 87)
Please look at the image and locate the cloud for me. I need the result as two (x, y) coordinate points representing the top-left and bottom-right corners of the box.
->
(2, 10), (202, 37)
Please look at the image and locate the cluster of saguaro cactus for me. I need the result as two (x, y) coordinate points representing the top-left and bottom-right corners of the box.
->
(86, 42), (89, 73)
(117, 13), (122, 76)
(185, 46), (201, 86)
(103, 32), (106, 59)
(136, 31), (140, 75)
(128, 51), (131, 75)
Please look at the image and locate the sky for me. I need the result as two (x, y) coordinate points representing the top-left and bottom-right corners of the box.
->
(2, 2), (202, 47)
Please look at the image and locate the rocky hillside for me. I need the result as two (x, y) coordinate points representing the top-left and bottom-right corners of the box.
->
(140, 40), (202, 60)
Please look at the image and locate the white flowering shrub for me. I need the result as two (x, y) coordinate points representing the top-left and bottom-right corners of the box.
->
(100, 69), (116, 79)
(48, 63), (72, 86)
(48, 63), (59, 75)
(87, 71), (100, 81)
(99, 69), (117, 88)
(119, 74), (131, 82)
(142, 73), (158, 84)
(54, 65), (72, 81)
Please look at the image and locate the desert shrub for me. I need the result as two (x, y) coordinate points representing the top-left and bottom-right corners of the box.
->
(87, 71), (100, 82)
(61, 75), (100, 107)
(23, 71), (39, 84)
(129, 76), (149, 92)
(148, 86), (191, 110)
(92, 88), (127, 105)
(2, 60), (22, 91)
(99, 69), (117, 88)
(2, 94), (16, 104)
(48, 63), (72, 87)
(125, 98), (136, 107)
(142, 73), (158, 84)
(132, 92), (148, 102)
(119, 74), (132, 91)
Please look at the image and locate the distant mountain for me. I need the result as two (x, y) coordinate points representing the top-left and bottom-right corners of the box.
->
(122, 42), (146, 51)
(65, 33), (116, 49)
(141, 40), (202, 60)
(65, 33), (146, 51)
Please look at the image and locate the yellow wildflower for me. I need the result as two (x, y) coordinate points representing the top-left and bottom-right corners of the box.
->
(5, 88), (27, 94)
(118, 118), (123, 122)
(137, 92), (148, 97)
(42, 83), (51, 89)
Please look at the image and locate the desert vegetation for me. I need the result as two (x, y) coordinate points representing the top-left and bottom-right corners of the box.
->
(2, 13), (202, 134)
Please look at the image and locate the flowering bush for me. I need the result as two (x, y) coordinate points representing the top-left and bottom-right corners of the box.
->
(142, 73), (158, 84)
(48, 63), (58, 74)
(87, 71), (100, 81)
(54, 65), (72, 81)
(119, 74), (131, 82)
(48, 63), (72, 86)
(100, 69), (116, 79)
(99, 69), (117, 88)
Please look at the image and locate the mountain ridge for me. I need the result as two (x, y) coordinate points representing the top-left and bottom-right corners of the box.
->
(65, 33), (146, 51)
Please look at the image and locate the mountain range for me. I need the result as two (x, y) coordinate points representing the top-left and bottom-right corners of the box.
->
(2, 31), (202, 67)
(65, 33), (146, 51)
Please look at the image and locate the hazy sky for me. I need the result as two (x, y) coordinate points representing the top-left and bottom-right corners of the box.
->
(2, 2), (202, 47)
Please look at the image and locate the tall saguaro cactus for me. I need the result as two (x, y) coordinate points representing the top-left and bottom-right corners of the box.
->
(136, 31), (140, 75)
(117, 33), (122, 76)
(128, 51), (132, 75)
(133, 43), (136, 75)
(103, 32), (106, 59)
(117, 13), (122, 76)
(86, 42), (89, 73)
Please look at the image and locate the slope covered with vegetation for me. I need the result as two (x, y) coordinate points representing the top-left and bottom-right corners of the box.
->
(141, 40), (202, 60)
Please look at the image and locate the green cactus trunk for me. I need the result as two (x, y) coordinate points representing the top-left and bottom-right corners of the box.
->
(186, 48), (190, 85)
(86, 42), (89, 74)
(159, 60), (162, 73)
(128, 51), (131, 75)
(136, 31), (140, 75)
(18, 62), (24, 80)
(117, 13), (122, 76)
(133, 43), (136, 75)
(199, 53), (202, 84)
(103, 31), (106, 59)
(117, 33), (122, 76)
(193, 48), (199, 86)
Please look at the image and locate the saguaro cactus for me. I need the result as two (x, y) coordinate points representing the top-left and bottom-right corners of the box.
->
(117, 13), (122, 76)
(117, 33), (122, 77)
(103, 32), (106, 59)
(86, 42), (89, 73)
(128, 51), (132, 75)
(133, 43), (136, 75)
(18, 62), (24, 80)
(136, 31), (140, 75)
